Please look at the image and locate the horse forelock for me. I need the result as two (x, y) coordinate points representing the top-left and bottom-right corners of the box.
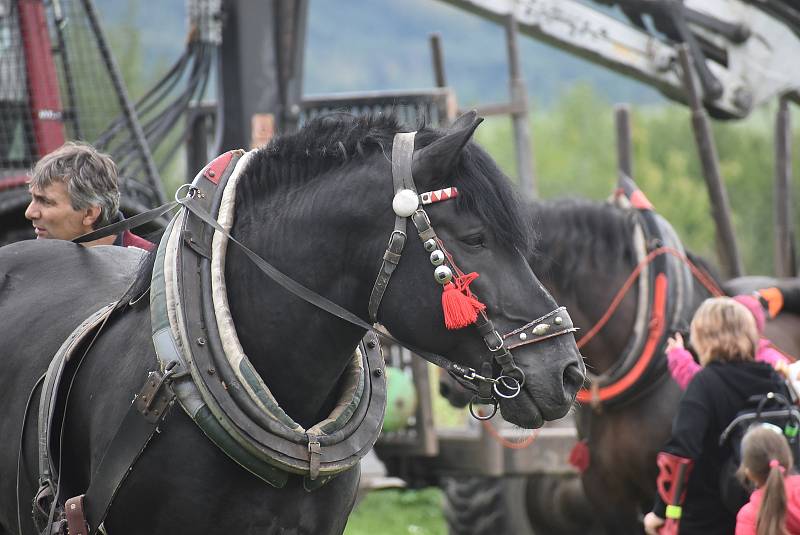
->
(529, 198), (637, 289)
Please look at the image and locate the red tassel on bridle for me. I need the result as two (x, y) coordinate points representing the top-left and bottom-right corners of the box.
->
(442, 272), (486, 329)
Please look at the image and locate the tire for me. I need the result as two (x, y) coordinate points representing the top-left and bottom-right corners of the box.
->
(442, 475), (597, 535)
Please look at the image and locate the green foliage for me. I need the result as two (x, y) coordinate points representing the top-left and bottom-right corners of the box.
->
(344, 488), (446, 535)
(475, 84), (800, 276)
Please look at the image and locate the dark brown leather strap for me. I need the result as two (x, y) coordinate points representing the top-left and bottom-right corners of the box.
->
(65, 495), (88, 535)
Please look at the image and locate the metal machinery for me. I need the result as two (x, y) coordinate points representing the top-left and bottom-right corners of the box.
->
(442, 0), (800, 120)
(0, 0), (166, 245)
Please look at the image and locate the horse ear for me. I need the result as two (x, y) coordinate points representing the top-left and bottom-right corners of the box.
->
(448, 110), (478, 131)
(412, 115), (483, 185)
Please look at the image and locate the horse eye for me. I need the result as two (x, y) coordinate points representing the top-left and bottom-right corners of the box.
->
(461, 233), (485, 247)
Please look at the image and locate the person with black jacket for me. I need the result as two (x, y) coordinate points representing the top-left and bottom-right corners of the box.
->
(644, 296), (789, 535)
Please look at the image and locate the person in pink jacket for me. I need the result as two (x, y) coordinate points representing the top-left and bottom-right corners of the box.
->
(736, 424), (800, 535)
(667, 295), (789, 390)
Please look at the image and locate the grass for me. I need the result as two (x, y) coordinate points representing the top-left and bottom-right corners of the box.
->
(344, 488), (447, 535)
(344, 365), (468, 534)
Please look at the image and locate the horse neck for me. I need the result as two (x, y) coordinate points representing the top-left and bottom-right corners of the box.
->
(224, 171), (382, 429)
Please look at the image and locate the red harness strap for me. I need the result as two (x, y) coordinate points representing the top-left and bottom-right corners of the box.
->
(577, 273), (668, 405)
(575, 246), (725, 406)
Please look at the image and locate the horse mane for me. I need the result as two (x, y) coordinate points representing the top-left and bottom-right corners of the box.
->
(245, 113), (529, 251)
(528, 198), (638, 291)
(123, 112), (529, 305)
(529, 196), (725, 295)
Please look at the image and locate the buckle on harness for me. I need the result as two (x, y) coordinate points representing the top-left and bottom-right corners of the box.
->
(135, 366), (176, 423)
(307, 435), (321, 480)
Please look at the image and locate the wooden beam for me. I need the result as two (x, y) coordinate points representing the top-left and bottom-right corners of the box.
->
(678, 45), (743, 278)
(615, 104), (633, 179)
(774, 96), (796, 276)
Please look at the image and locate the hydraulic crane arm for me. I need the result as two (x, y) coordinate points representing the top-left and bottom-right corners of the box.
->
(438, 0), (800, 119)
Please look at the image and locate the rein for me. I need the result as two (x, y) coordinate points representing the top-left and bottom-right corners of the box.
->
(576, 246), (724, 350)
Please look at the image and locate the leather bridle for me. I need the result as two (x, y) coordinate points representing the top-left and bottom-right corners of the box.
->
(367, 132), (578, 419)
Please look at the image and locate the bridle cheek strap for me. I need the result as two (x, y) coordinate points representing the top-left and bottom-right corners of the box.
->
(368, 132), (415, 323)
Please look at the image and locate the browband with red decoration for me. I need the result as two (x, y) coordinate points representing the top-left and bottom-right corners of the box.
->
(419, 187), (458, 205)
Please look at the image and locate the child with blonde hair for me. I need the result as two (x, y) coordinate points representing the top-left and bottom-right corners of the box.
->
(645, 297), (789, 535)
(666, 294), (789, 390)
(736, 425), (800, 535)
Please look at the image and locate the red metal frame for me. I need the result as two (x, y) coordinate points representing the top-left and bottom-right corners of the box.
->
(0, 175), (30, 192)
(18, 0), (65, 158)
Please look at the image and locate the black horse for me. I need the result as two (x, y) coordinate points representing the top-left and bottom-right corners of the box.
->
(442, 196), (800, 534)
(0, 113), (585, 535)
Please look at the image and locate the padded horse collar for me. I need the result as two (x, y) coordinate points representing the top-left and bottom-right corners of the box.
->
(369, 132), (578, 419)
(151, 150), (387, 488)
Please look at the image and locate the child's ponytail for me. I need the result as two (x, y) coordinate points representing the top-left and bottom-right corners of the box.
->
(739, 425), (793, 535)
(757, 459), (788, 535)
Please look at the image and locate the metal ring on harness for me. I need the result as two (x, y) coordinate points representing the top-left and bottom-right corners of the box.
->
(469, 396), (499, 420)
(493, 375), (522, 399)
(174, 183), (195, 203)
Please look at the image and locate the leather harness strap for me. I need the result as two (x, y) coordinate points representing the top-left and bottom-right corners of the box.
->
(368, 131), (415, 322)
(76, 368), (176, 535)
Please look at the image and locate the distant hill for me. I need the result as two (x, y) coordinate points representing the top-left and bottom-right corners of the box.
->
(95, 0), (666, 108)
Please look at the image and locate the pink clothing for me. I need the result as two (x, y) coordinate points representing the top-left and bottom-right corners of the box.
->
(734, 294), (766, 333)
(736, 474), (800, 535)
(667, 339), (789, 390)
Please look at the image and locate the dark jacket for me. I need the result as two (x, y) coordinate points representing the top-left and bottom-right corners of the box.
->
(654, 360), (788, 535)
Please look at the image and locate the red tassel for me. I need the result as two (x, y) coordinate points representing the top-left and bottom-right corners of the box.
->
(442, 272), (486, 329)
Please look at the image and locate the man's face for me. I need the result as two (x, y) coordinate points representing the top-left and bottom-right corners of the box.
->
(24, 181), (96, 240)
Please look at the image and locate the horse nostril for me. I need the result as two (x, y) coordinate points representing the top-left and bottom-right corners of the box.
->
(563, 363), (585, 392)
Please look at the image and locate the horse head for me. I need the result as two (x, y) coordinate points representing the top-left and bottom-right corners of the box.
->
(225, 113), (584, 429)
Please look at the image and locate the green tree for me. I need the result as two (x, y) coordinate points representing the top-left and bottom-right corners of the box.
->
(475, 84), (800, 276)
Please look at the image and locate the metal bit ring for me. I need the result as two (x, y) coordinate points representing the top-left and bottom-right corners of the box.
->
(493, 375), (522, 399)
(469, 396), (499, 420)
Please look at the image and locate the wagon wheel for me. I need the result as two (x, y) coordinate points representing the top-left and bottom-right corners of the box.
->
(442, 475), (598, 535)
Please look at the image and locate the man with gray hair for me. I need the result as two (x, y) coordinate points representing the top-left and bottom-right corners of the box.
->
(24, 141), (153, 249)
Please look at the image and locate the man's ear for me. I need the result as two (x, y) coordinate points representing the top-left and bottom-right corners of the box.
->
(82, 205), (102, 228)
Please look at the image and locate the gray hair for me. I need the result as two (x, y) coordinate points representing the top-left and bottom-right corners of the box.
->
(30, 141), (120, 228)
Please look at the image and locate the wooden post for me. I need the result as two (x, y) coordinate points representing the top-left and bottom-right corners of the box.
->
(677, 45), (744, 278)
(430, 33), (447, 88)
(505, 13), (537, 199)
(774, 96), (796, 276)
(615, 104), (633, 180)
